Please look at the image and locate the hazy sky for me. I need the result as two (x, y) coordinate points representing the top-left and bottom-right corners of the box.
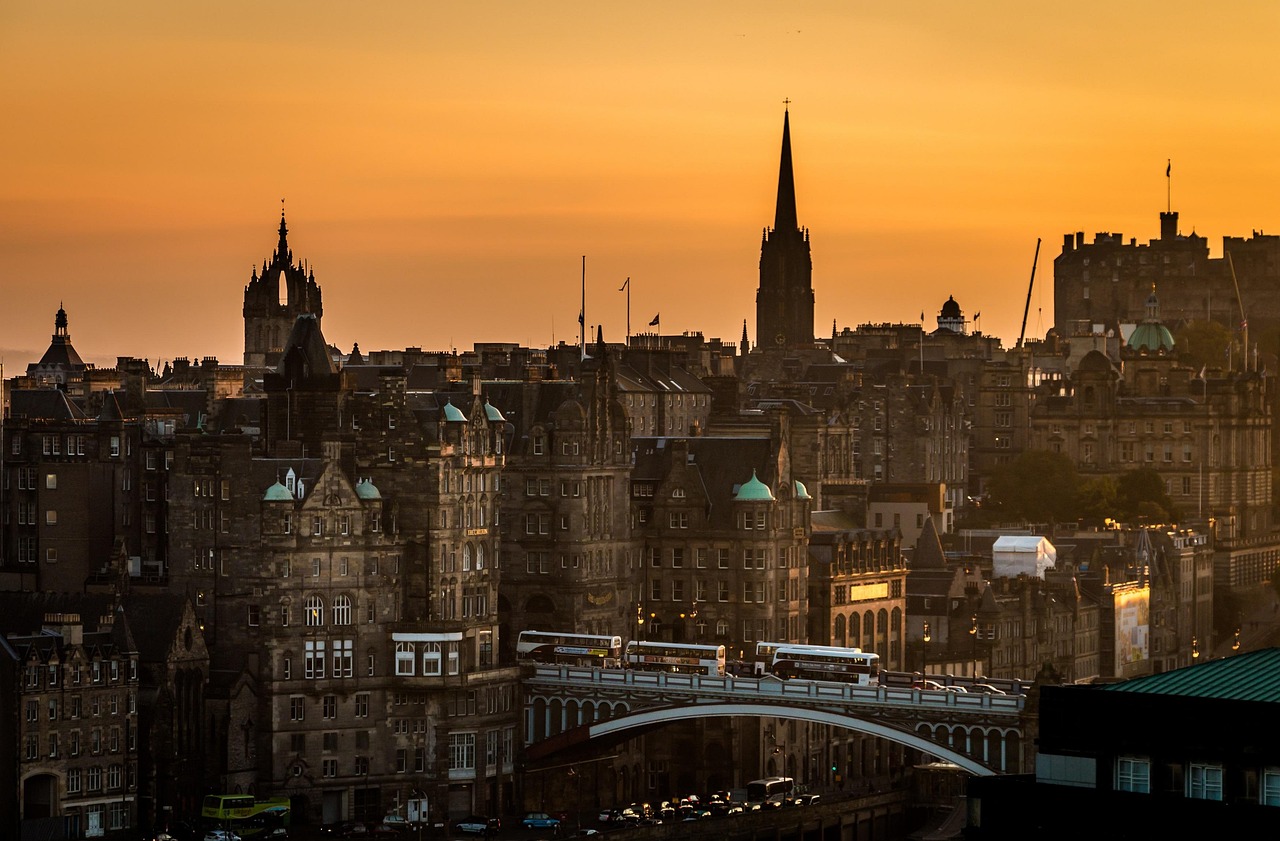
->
(4, 2), (1280, 369)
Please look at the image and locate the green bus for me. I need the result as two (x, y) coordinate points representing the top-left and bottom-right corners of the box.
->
(201, 795), (291, 837)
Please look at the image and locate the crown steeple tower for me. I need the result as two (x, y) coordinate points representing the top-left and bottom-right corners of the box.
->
(756, 105), (814, 350)
(243, 205), (324, 368)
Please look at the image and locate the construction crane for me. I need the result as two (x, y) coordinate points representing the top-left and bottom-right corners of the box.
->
(1017, 238), (1042, 349)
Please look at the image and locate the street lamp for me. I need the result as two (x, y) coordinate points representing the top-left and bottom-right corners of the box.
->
(1233, 628), (1241, 652)
(922, 622), (932, 675)
(1191, 636), (1200, 661)
(968, 615), (978, 677)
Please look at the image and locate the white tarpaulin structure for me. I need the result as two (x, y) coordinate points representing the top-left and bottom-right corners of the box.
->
(992, 535), (1056, 579)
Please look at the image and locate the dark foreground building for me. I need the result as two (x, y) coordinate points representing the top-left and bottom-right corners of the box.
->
(967, 648), (1280, 837)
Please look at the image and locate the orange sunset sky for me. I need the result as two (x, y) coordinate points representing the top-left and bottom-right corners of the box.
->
(3, 2), (1280, 370)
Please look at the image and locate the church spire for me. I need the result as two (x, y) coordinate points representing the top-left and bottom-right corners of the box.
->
(773, 106), (798, 234)
(276, 203), (289, 264)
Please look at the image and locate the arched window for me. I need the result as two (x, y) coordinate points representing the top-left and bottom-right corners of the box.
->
(332, 595), (352, 626)
(864, 611), (875, 638)
(305, 595), (324, 627)
(395, 642), (415, 676)
(891, 607), (902, 632)
(877, 609), (889, 633)
(475, 543), (486, 571)
(834, 614), (846, 647)
(463, 544), (473, 572)
(716, 619), (729, 638)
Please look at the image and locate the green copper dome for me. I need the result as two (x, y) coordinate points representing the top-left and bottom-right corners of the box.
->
(794, 479), (812, 500)
(735, 469), (775, 502)
(263, 481), (293, 502)
(484, 401), (506, 423)
(355, 479), (381, 500)
(1128, 322), (1175, 354)
(442, 400), (467, 422)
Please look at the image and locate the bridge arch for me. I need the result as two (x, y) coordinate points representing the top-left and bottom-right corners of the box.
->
(574, 702), (999, 775)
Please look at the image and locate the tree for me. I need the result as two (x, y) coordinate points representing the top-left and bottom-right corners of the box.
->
(1173, 320), (1232, 371)
(1115, 467), (1176, 523)
(987, 450), (1081, 524)
(1075, 476), (1118, 527)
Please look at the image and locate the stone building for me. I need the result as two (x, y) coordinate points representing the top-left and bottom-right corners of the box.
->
(1, 598), (141, 839)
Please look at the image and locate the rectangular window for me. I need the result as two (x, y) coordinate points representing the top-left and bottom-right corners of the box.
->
(1116, 757), (1150, 793)
(449, 732), (477, 771)
(322, 695), (337, 719)
(1262, 768), (1280, 807)
(355, 693), (369, 718)
(1187, 763), (1223, 801)
(290, 697), (304, 721)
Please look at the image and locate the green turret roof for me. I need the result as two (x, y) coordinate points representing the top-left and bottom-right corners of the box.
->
(355, 479), (381, 500)
(442, 400), (467, 422)
(735, 469), (775, 502)
(263, 481), (293, 502)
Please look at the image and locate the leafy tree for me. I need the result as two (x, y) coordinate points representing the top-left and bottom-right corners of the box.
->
(1115, 467), (1176, 523)
(1173, 320), (1232, 370)
(1075, 476), (1118, 527)
(987, 450), (1081, 524)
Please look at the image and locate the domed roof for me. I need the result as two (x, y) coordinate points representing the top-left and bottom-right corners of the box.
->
(1128, 283), (1175, 353)
(794, 479), (812, 500)
(355, 479), (381, 500)
(442, 400), (467, 422)
(263, 481), (293, 502)
(1128, 322), (1175, 354)
(484, 401), (506, 423)
(940, 295), (962, 318)
(735, 469), (775, 502)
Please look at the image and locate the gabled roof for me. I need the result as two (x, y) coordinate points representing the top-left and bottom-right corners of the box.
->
(1103, 647), (1280, 703)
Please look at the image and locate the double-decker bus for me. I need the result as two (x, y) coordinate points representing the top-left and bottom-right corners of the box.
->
(769, 644), (880, 685)
(516, 631), (622, 667)
(746, 776), (794, 805)
(625, 641), (726, 676)
(201, 795), (290, 837)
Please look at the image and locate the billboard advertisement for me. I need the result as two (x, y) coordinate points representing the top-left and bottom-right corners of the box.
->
(1114, 585), (1150, 676)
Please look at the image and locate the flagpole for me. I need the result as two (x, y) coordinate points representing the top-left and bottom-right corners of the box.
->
(1166, 159), (1171, 214)
(580, 255), (586, 361)
(619, 277), (631, 344)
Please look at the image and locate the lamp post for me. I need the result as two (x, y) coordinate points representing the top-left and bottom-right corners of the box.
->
(1191, 635), (1200, 662)
(968, 615), (979, 677)
(922, 622), (931, 675)
(1233, 628), (1241, 653)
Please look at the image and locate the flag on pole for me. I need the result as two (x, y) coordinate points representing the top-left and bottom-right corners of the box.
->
(649, 313), (660, 326)
(578, 310), (584, 325)
(619, 278), (630, 292)
(1166, 160), (1171, 178)
(920, 311), (925, 322)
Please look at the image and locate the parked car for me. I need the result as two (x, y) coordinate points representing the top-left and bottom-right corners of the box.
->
(522, 812), (562, 831)
(943, 685), (968, 693)
(452, 815), (500, 835)
(204, 832), (242, 841)
(790, 794), (821, 806)
(915, 679), (946, 691)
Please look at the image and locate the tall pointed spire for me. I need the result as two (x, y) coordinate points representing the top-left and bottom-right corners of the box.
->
(773, 107), (798, 234)
(276, 202), (289, 263)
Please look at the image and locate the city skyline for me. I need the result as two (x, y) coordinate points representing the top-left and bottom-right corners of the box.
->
(5, 2), (1280, 368)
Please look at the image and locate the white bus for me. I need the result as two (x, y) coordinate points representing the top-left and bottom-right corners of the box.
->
(770, 644), (880, 685)
(516, 631), (622, 668)
(625, 641), (726, 676)
(746, 776), (794, 804)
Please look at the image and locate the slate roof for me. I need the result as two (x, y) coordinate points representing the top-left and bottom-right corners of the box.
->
(1103, 647), (1280, 703)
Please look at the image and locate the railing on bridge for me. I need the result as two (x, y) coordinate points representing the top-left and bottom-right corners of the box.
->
(526, 665), (1025, 715)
